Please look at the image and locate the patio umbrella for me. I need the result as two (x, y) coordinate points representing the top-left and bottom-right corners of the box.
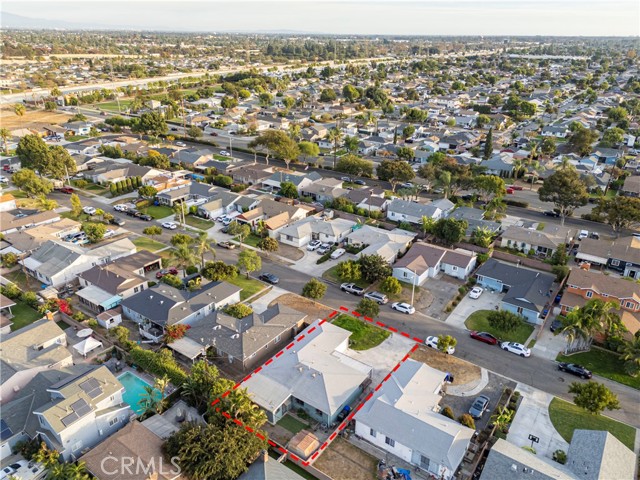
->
(77, 328), (94, 338)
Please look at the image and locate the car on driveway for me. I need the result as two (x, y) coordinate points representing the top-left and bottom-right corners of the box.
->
(468, 395), (490, 419)
(425, 336), (455, 354)
(317, 243), (331, 255)
(340, 176), (352, 182)
(114, 204), (128, 212)
(391, 302), (415, 314)
(137, 213), (153, 221)
(330, 248), (346, 259)
(341, 283), (364, 295)
(500, 342), (531, 357)
(577, 230), (589, 240)
(307, 240), (322, 251)
(162, 221), (178, 230)
(217, 241), (236, 249)
(469, 331), (499, 345)
(219, 150), (231, 156)
(175, 141), (186, 147)
(468, 286), (484, 299)
(550, 319), (563, 333)
(259, 273), (279, 284)
(558, 362), (592, 379)
(364, 291), (388, 304)
(56, 186), (74, 194)
(156, 268), (178, 279)
(1, 461), (28, 480)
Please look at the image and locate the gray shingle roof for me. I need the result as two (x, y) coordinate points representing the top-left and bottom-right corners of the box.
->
(566, 430), (635, 480)
(388, 198), (440, 218)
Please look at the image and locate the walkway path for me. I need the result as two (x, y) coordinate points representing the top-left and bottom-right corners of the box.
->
(447, 368), (489, 397)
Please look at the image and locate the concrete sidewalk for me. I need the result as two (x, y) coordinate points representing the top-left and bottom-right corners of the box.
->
(248, 285), (286, 312)
(531, 322), (567, 361)
(508, 383), (568, 460)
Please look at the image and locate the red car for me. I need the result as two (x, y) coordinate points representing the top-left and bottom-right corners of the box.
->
(506, 188), (515, 194)
(507, 185), (523, 191)
(57, 187), (74, 194)
(469, 331), (499, 345)
(156, 268), (179, 279)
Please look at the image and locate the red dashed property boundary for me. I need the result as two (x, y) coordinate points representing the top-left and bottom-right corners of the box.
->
(210, 307), (424, 467)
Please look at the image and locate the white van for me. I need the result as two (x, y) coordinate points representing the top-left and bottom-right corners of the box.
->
(330, 248), (346, 260)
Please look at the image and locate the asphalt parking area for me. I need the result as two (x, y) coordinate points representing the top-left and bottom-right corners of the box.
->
(421, 276), (465, 320)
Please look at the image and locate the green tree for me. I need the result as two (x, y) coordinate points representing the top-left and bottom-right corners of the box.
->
(420, 215), (436, 238)
(138, 385), (159, 417)
(336, 260), (362, 282)
(560, 299), (620, 352)
(483, 128), (493, 160)
(476, 114), (491, 128)
(380, 276), (402, 296)
(224, 303), (253, 319)
(568, 381), (620, 415)
(44, 101), (56, 111)
(437, 335), (457, 353)
(342, 84), (360, 102)
(171, 233), (194, 247)
(396, 147), (415, 162)
(568, 128), (599, 156)
(357, 298), (380, 318)
(143, 225), (163, 238)
(301, 278), (327, 299)
(171, 244), (198, 277)
(402, 125), (416, 140)
(187, 125), (203, 139)
(327, 127), (343, 168)
(279, 181), (298, 199)
(221, 95), (238, 109)
(16, 134), (50, 171)
(376, 160), (415, 192)
(37, 195), (58, 211)
(257, 237), (278, 253)
(538, 166), (589, 225)
(344, 135), (360, 154)
(487, 310), (523, 333)
(474, 175), (506, 203)
(258, 92), (273, 106)
(237, 249), (261, 278)
(13, 103), (26, 126)
(540, 136), (557, 157)
(181, 360), (221, 410)
(336, 154), (374, 177)
(600, 127), (625, 148)
(593, 196), (640, 236)
(138, 185), (158, 199)
(359, 254), (392, 283)
(298, 141), (320, 163)
(472, 226), (495, 247)
(135, 111), (168, 137)
(491, 406), (515, 432)
(432, 218), (468, 246)
(12, 169), (53, 198)
(0, 128), (11, 155)
(320, 88), (337, 102)
(201, 261), (238, 281)
(620, 333), (640, 377)
(81, 222), (107, 243)
(69, 193), (83, 217)
(227, 222), (251, 246)
(607, 106), (628, 122)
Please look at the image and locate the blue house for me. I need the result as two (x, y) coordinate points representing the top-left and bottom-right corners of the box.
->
(474, 259), (556, 324)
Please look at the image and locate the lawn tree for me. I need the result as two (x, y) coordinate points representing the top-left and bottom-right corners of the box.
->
(593, 196), (640, 236)
(187, 125), (203, 139)
(0, 128), (10, 155)
(420, 215), (436, 238)
(487, 310), (524, 333)
(620, 332), (640, 377)
(568, 381), (620, 415)
(16, 134), (50, 171)
(336, 154), (374, 177)
(607, 106), (628, 122)
(432, 218), (468, 246)
(271, 134), (300, 170)
(402, 125), (415, 140)
(69, 193), (83, 217)
(142, 225), (162, 239)
(301, 278), (327, 300)
(279, 181), (299, 199)
(195, 231), (216, 267)
(416, 163), (438, 192)
(474, 175), (506, 203)
(437, 335), (458, 354)
(560, 299), (621, 352)
(138, 185), (158, 199)
(336, 260), (362, 282)
(343, 135), (359, 154)
(472, 226), (495, 248)
(376, 159), (415, 192)
(12, 169), (53, 198)
(288, 123), (301, 141)
(135, 111), (168, 137)
(201, 261), (238, 281)
(257, 237), (279, 253)
(396, 147), (415, 162)
(47, 146), (77, 180)
(221, 95), (238, 109)
(568, 127), (599, 156)
(171, 233), (194, 247)
(380, 276), (402, 296)
(259, 92), (273, 106)
(171, 244), (198, 277)
(224, 303), (254, 319)
(343, 84), (360, 102)
(538, 166), (589, 225)
(227, 222), (251, 247)
(82, 223), (107, 243)
(483, 128), (493, 159)
(237, 249), (261, 278)
(540, 136), (557, 157)
(298, 141), (319, 163)
(357, 298), (380, 318)
(358, 254), (392, 283)
(248, 130), (286, 165)
(476, 114), (491, 128)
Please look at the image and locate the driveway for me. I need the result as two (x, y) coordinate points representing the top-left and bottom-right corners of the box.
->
(289, 249), (350, 276)
(421, 275), (464, 320)
(445, 289), (502, 329)
(532, 314), (567, 361)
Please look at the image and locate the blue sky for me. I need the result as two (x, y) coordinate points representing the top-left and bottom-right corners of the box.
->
(3, 0), (639, 36)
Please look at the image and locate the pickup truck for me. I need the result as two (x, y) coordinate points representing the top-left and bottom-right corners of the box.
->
(340, 283), (364, 295)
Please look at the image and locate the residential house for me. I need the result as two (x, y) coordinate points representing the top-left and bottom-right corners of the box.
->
(0, 193), (16, 212)
(541, 125), (570, 138)
(62, 121), (92, 136)
(500, 225), (572, 258)
(243, 319), (372, 425)
(299, 177), (348, 203)
(0, 294), (15, 334)
(169, 303), (307, 369)
(438, 132), (479, 153)
(115, 250), (162, 276)
(170, 149), (213, 168)
(355, 359), (474, 480)
(480, 431), (635, 480)
(559, 269), (640, 336)
(387, 199), (447, 224)
(474, 259), (556, 324)
(481, 152), (515, 177)
(121, 281), (242, 342)
(0, 319), (72, 405)
(0, 218), (81, 257)
(620, 175), (640, 197)
(278, 217), (355, 248)
(592, 148), (621, 165)
(575, 236), (640, 279)
(347, 225), (416, 263)
(76, 263), (149, 315)
(393, 243), (477, 285)
(196, 189), (243, 220)
(21, 238), (137, 288)
(239, 450), (306, 480)
(237, 198), (313, 235)
(156, 181), (219, 206)
(64, 139), (102, 156)
(0, 210), (61, 235)
(231, 164), (273, 186)
(86, 162), (163, 186)
(261, 171), (322, 193)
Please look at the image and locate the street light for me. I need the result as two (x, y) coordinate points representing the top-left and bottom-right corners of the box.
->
(229, 136), (233, 157)
(410, 269), (417, 307)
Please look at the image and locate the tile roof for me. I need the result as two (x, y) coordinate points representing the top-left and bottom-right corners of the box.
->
(565, 269), (640, 302)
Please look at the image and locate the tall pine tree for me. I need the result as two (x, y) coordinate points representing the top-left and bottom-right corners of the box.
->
(483, 128), (493, 160)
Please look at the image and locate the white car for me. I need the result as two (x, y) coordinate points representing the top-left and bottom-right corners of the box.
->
(216, 215), (229, 223)
(1, 461), (28, 480)
(330, 248), (346, 259)
(307, 240), (322, 251)
(83, 206), (96, 215)
(175, 141), (187, 147)
(162, 221), (178, 230)
(114, 204), (127, 212)
(500, 342), (531, 357)
(222, 217), (234, 226)
(219, 150), (231, 156)
(425, 335), (455, 354)
(469, 286), (484, 299)
(317, 243), (331, 254)
(0, 176), (8, 184)
(391, 302), (415, 314)
(577, 230), (589, 240)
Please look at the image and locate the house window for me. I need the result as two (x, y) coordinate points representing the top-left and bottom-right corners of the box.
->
(110, 395), (115, 401)
(420, 455), (430, 470)
(403, 272), (409, 278)
(625, 302), (633, 309)
(611, 260), (620, 266)
(586, 291), (593, 298)
(286, 235), (293, 241)
(385, 437), (395, 447)
(477, 275), (484, 282)
(134, 286), (139, 293)
(38, 416), (44, 426)
(370, 428), (376, 438)
(452, 266), (458, 271)
(109, 417), (119, 427)
(517, 307), (524, 314)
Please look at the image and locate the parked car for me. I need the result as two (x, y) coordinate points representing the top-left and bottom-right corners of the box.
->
(175, 141), (186, 147)
(114, 204), (128, 212)
(222, 217), (235, 226)
(110, 217), (126, 226)
(216, 215), (229, 223)
(156, 268), (179, 279)
(543, 210), (560, 218)
(468, 395), (490, 419)
(506, 187), (515, 194)
(354, 179), (366, 186)
(136, 212), (153, 221)
(589, 232), (599, 240)
(162, 221), (178, 230)
(558, 362), (592, 379)
(500, 342), (531, 357)
(217, 241), (236, 249)
(83, 206), (96, 215)
(550, 319), (563, 333)
(400, 182), (414, 189)
(56, 186), (74, 194)
(0, 176), (8, 184)
(468, 286), (484, 299)
(259, 273), (279, 284)
(425, 336), (455, 354)
(219, 150), (231, 156)
(1, 461), (28, 480)
(507, 185), (523, 191)
(317, 243), (331, 255)
(330, 248), (346, 260)
(307, 240), (322, 251)
(391, 302), (415, 314)
(577, 230), (589, 240)
(340, 176), (352, 182)
(364, 291), (388, 305)
(469, 331), (499, 345)
(341, 283), (364, 295)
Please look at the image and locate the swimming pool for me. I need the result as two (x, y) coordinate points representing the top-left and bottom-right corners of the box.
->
(117, 371), (161, 415)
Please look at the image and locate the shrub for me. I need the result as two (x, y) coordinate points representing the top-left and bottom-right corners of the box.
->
(161, 274), (184, 289)
(88, 319), (98, 328)
(522, 446), (537, 455)
(72, 311), (87, 322)
(477, 253), (489, 264)
(128, 347), (186, 386)
(552, 450), (567, 464)
(1, 282), (22, 300)
(230, 183), (247, 193)
(458, 414), (476, 429)
(380, 276), (402, 296)
(224, 303), (254, 319)
(185, 265), (199, 275)
(552, 264), (570, 282)
(441, 406), (454, 419)
(164, 324), (191, 344)
(1, 253), (18, 268)
(21, 291), (39, 308)
(505, 199), (529, 208)
(301, 278), (327, 300)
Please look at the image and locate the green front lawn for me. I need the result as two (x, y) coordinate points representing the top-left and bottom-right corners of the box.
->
(556, 348), (639, 390)
(241, 233), (263, 248)
(227, 275), (267, 301)
(60, 211), (92, 222)
(132, 237), (167, 253)
(277, 414), (309, 435)
(140, 205), (174, 219)
(4, 269), (31, 290)
(213, 155), (230, 162)
(3, 189), (27, 198)
(10, 301), (42, 331)
(464, 310), (534, 344)
(96, 100), (133, 113)
(548, 397), (636, 451)
(65, 135), (89, 142)
(185, 215), (214, 230)
(333, 314), (390, 351)
(322, 265), (371, 289)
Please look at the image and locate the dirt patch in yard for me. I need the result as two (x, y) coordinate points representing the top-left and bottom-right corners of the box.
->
(314, 438), (377, 480)
(1, 107), (71, 129)
(269, 293), (334, 320)
(410, 346), (481, 385)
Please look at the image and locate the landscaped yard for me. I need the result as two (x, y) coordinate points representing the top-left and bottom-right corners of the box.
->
(548, 397), (636, 450)
(333, 314), (390, 350)
(465, 310), (534, 344)
(314, 438), (377, 480)
(556, 347), (639, 390)
(241, 233), (262, 248)
(322, 265), (371, 289)
(140, 205), (174, 219)
(10, 301), (42, 331)
(96, 100), (133, 113)
(65, 135), (89, 142)
(213, 155), (230, 161)
(71, 180), (110, 195)
(276, 414), (308, 435)
(4, 269), (31, 291)
(227, 275), (267, 301)
(185, 215), (214, 230)
(132, 237), (167, 253)
(60, 211), (91, 222)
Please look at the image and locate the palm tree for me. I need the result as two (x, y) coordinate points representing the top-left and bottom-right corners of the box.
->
(525, 160), (544, 190)
(491, 405), (514, 432)
(195, 231), (215, 268)
(472, 226), (495, 247)
(171, 244), (197, 277)
(327, 127), (343, 168)
(560, 299), (618, 353)
(437, 171), (452, 199)
(0, 128), (10, 155)
(138, 385), (159, 416)
(620, 333), (640, 377)
(420, 215), (435, 238)
(13, 103), (25, 129)
(154, 375), (171, 413)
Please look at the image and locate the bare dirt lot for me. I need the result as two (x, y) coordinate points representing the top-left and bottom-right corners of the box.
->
(314, 438), (377, 480)
(269, 293), (334, 320)
(410, 346), (481, 385)
(1, 107), (71, 130)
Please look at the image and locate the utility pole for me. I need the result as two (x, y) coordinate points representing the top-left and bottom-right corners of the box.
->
(410, 269), (417, 307)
